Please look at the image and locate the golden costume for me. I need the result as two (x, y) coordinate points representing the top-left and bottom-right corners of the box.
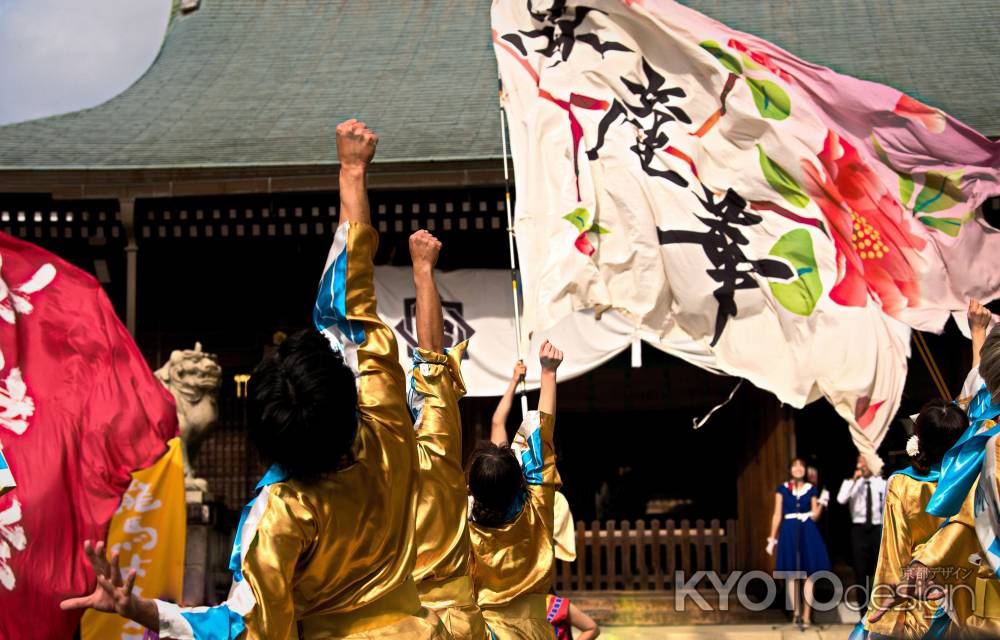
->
(469, 411), (560, 640)
(408, 342), (488, 640)
(908, 367), (1000, 637)
(913, 449), (1000, 636)
(553, 491), (577, 563)
(154, 222), (449, 639)
(866, 471), (975, 638)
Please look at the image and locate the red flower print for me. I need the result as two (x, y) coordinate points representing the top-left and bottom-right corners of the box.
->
(801, 130), (926, 315)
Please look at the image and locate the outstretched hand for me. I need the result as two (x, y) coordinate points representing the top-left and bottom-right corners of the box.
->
(60, 540), (137, 616)
(336, 119), (378, 171)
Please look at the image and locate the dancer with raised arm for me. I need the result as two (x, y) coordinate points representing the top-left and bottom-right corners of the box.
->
(468, 342), (563, 639)
(408, 228), (488, 639)
(61, 120), (450, 639)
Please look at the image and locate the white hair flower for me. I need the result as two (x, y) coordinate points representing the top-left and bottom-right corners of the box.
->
(906, 435), (920, 457)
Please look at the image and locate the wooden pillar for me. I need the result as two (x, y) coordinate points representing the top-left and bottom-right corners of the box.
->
(736, 391), (795, 572)
(119, 197), (137, 335)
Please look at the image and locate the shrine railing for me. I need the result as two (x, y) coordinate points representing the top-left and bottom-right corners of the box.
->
(555, 519), (740, 592)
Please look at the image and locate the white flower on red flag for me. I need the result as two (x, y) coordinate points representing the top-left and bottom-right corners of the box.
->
(0, 252), (56, 590)
(0, 258), (56, 325)
(0, 498), (26, 590)
(0, 255), (54, 437)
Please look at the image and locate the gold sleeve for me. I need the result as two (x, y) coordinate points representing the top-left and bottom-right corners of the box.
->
(912, 484), (978, 571)
(537, 411), (560, 492)
(242, 488), (316, 639)
(410, 341), (472, 583)
(336, 222), (411, 438)
(512, 411), (561, 533)
(872, 479), (911, 588)
(411, 341), (468, 462)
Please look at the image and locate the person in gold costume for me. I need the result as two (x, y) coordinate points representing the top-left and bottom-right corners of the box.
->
(868, 300), (999, 638)
(468, 342), (563, 639)
(407, 228), (489, 640)
(863, 400), (973, 638)
(61, 120), (451, 639)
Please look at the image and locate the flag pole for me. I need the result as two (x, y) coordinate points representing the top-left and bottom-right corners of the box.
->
(499, 79), (529, 418)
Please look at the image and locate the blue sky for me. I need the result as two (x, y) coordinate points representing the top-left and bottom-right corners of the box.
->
(0, 0), (171, 125)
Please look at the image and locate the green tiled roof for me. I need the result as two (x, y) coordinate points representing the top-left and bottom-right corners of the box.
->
(0, 0), (993, 171)
(0, 0), (502, 169)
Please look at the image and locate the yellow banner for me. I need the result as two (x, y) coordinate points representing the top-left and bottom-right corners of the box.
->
(82, 437), (186, 640)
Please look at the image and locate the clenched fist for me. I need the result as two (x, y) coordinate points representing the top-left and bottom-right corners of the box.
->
(409, 230), (442, 272)
(336, 119), (378, 171)
(969, 298), (992, 336)
(539, 340), (564, 373)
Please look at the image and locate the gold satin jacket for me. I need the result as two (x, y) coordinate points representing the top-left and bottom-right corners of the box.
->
(867, 473), (974, 638)
(410, 343), (471, 585)
(253, 222), (428, 636)
(157, 222), (440, 640)
(408, 343), (489, 640)
(469, 411), (560, 607)
(912, 437), (1000, 636)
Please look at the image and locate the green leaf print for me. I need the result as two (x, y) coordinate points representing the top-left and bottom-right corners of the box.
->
(768, 229), (822, 316)
(700, 40), (743, 75)
(746, 78), (791, 120)
(913, 171), (965, 214)
(757, 145), (810, 208)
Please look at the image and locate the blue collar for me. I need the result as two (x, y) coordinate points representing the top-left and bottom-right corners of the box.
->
(502, 489), (527, 523)
(230, 464), (290, 581)
(892, 464), (941, 483)
(255, 463), (290, 491)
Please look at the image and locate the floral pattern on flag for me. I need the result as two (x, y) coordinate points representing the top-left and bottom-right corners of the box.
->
(492, 0), (1000, 465)
(0, 231), (177, 640)
(0, 253), (54, 590)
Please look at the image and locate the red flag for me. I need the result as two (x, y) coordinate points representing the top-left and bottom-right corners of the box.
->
(0, 233), (178, 640)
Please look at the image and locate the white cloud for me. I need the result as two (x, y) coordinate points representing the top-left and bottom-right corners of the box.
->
(0, 0), (171, 125)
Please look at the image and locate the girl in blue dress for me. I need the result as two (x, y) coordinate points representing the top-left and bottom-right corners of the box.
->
(768, 457), (831, 628)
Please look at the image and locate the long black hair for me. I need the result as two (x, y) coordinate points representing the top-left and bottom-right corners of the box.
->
(468, 442), (528, 528)
(247, 329), (358, 481)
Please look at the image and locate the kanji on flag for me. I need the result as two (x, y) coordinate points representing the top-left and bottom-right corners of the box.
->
(492, 0), (1000, 468)
(0, 233), (178, 640)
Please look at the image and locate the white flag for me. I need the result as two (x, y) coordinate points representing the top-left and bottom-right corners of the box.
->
(492, 0), (1000, 469)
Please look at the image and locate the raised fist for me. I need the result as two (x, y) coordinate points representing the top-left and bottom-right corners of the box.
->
(539, 340), (563, 372)
(969, 298), (992, 335)
(409, 230), (442, 271)
(336, 119), (378, 170)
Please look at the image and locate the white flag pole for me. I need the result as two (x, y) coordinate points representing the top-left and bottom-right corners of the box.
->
(498, 80), (529, 418)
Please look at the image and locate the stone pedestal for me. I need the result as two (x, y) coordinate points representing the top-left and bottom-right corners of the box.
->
(183, 492), (215, 605)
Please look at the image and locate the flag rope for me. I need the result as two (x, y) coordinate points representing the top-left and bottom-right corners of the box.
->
(913, 330), (950, 400)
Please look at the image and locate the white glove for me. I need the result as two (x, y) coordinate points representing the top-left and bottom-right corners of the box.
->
(766, 537), (777, 556)
(819, 489), (830, 507)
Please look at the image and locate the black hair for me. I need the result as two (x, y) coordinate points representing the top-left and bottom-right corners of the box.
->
(467, 442), (527, 528)
(247, 329), (358, 481)
(911, 399), (968, 475)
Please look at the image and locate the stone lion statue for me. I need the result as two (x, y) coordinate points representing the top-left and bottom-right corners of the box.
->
(155, 343), (222, 490)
